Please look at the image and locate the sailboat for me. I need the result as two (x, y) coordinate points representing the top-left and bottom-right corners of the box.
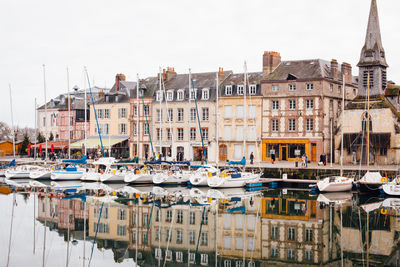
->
(81, 157), (126, 182)
(382, 175), (400, 196)
(317, 75), (354, 192)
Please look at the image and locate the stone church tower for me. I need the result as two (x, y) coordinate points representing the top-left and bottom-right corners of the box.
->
(357, 0), (388, 96)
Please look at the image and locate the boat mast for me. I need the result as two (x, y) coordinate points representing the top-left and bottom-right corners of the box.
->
(43, 64), (48, 161)
(158, 67), (162, 157)
(67, 67), (71, 159)
(340, 75), (345, 176)
(34, 98), (37, 160)
(216, 71), (219, 167)
(9, 84), (15, 158)
(367, 72), (370, 171)
(243, 62), (247, 160)
(188, 69), (192, 161)
(136, 74), (140, 161)
(84, 70), (87, 156)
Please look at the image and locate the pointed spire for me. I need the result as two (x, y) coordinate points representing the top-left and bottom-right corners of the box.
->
(358, 0), (388, 67)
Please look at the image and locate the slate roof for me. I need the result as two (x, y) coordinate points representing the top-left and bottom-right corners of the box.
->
(219, 72), (263, 97)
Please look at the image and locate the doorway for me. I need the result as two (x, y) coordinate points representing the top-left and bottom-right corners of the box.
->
(177, 146), (184, 161)
(281, 145), (287, 161)
(311, 144), (317, 162)
(219, 145), (227, 162)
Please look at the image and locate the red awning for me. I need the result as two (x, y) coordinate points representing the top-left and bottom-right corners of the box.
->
(30, 141), (69, 149)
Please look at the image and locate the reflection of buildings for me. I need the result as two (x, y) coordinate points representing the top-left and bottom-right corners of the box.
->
(260, 192), (331, 265)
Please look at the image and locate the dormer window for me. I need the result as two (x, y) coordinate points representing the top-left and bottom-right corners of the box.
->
(272, 85), (279, 92)
(306, 83), (314, 90)
(365, 51), (374, 57)
(190, 89), (197, 100)
(177, 90), (184, 101)
(167, 90), (173, 101)
(225, 85), (232, 95)
(202, 89), (209, 100)
(289, 84), (296, 91)
(237, 85), (244, 95)
(156, 90), (163, 101)
(249, 84), (256, 95)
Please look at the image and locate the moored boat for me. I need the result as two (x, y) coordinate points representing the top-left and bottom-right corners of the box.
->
(5, 165), (42, 179)
(51, 164), (85, 180)
(358, 171), (387, 193)
(124, 165), (154, 184)
(189, 165), (219, 186)
(317, 176), (354, 192)
(207, 168), (260, 188)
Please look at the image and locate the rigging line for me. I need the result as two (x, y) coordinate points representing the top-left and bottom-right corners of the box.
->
(140, 84), (155, 159)
(358, 208), (365, 267)
(195, 206), (207, 255)
(161, 76), (175, 151)
(249, 196), (260, 261)
(6, 193), (16, 267)
(191, 78), (207, 164)
(84, 67), (105, 157)
(88, 201), (105, 267)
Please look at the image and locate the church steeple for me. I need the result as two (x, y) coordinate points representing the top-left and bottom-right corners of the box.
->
(358, 0), (388, 96)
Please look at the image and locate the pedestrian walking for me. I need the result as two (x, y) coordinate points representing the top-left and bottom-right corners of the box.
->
(250, 152), (254, 164)
(271, 153), (276, 164)
(301, 154), (306, 167)
(145, 152), (148, 162)
(305, 154), (308, 167)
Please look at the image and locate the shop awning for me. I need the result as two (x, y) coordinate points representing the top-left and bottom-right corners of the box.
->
(70, 136), (129, 149)
(30, 141), (69, 149)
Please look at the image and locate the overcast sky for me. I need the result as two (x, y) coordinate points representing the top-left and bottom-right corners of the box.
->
(1, 0), (399, 128)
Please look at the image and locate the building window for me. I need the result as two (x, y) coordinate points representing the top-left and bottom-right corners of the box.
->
(306, 119), (314, 131)
(165, 229), (171, 241)
(306, 99), (314, 109)
(224, 260), (232, 267)
(224, 126), (232, 141)
(144, 105), (149, 116)
(177, 128), (184, 141)
(272, 120), (279, 132)
(305, 250), (313, 261)
(177, 108), (184, 121)
(201, 232), (208, 246)
(156, 128), (162, 141)
(190, 128), (196, 141)
(306, 229), (313, 242)
(289, 84), (296, 91)
(288, 227), (295, 240)
(98, 109), (104, 119)
(202, 211), (208, 225)
(380, 147), (387, 156)
(189, 211), (195, 224)
(272, 85), (279, 92)
(272, 100), (279, 110)
(271, 247), (278, 258)
(133, 123), (137, 135)
(189, 231), (195, 245)
(329, 100), (333, 111)
(165, 249), (172, 260)
(288, 248), (295, 260)
(176, 210), (183, 223)
(236, 105), (244, 119)
(167, 91), (173, 101)
(176, 251), (183, 263)
(271, 226), (278, 239)
(156, 109), (162, 122)
(166, 210), (172, 222)
(330, 84), (334, 91)
(167, 108), (173, 122)
(133, 106), (138, 116)
(156, 90), (163, 101)
(176, 229), (183, 244)
(249, 84), (256, 95)
(104, 109), (110, 119)
(237, 85), (244, 95)
(225, 85), (232, 95)
(143, 123), (149, 135)
(338, 85), (342, 94)
(224, 105), (232, 119)
(117, 208), (126, 220)
(306, 83), (314, 90)
(167, 128), (172, 141)
(177, 90), (184, 101)
(249, 105), (256, 119)
(117, 225), (126, 236)
(155, 248), (161, 259)
(236, 126), (244, 141)
(70, 131), (73, 139)
(202, 89), (209, 100)
(200, 254), (208, 266)
(363, 70), (374, 88)
(248, 237), (255, 251)
(288, 119), (296, 132)
(190, 89), (197, 100)
(119, 123), (127, 135)
(289, 100), (296, 110)
(202, 108), (209, 121)
(118, 108), (126, 118)
(155, 209), (161, 222)
(190, 108), (196, 121)
(189, 253), (195, 264)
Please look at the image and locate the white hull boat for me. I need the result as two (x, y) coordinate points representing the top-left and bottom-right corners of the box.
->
(207, 169), (260, 188)
(382, 177), (400, 196)
(358, 172), (386, 193)
(0, 170), (5, 177)
(29, 167), (52, 179)
(5, 165), (42, 179)
(189, 165), (219, 186)
(81, 157), (125, 183)
(51, 164), (85, 180)
(152, 166), (191, 185)
(317, 176), (354, 192)
(124, 166), (154, 184)
(317, 192), (353, 204)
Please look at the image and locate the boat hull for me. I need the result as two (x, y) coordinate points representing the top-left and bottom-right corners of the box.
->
(208, 174), (259, 188)
(5, 171), (30, 179)
(124, 173), (153, 184)
(51, 171), (84, 180)
(29, 171), (51, 180)
(382, 183), (400, 196)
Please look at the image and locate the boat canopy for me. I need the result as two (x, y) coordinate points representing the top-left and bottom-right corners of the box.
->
(228, 156), (246, 166)
(62, 155), (87, 164)
(0, 159), (15, 169)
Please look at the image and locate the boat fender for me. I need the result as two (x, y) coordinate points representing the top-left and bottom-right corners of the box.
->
(221, 173), (226, 178)
(112, 169), (116, 175)
(381, 177), (388, 183)
(112, 191), (116, 196)
(381, 208), (387, 215)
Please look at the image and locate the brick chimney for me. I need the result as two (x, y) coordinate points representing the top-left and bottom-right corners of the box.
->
(262, 51), (281, 76)
(331, 60), (338, 81)
(115, 73), (126, 91)
(165, 67), (177, 81)
(341, 62), (353, 84)
(218, 67), (225, 82)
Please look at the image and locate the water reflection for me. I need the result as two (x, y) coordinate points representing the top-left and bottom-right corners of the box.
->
(2, 187), (400, 266)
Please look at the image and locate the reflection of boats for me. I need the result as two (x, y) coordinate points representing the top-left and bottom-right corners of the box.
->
(81, 157), (126, 183)
(358, 172), (387, 193)
(207, 168), (260, 188)
(382, 198), (400, 209)
(317, 176), (353, 192)
(317, 192), (353, 204)
(5, 165), (42, 179)
(29, 166), (52, 179)
(124, 165), (154, 184)
(152, 165), (190, 185)
(382, 177), (400, 196)
(207, 187), (260, 199)
(189, 165), (219, 186)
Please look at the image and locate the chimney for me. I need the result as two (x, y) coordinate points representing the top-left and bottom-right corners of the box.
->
(99, 90), (105, 99)
(218, 67), (225, 82)
(166, 67), (177, 81)
(262, 51), (281, 76)
(341, 62), (353, 84)
(115, 73), (126, 91)
(331, 59), (338, 81)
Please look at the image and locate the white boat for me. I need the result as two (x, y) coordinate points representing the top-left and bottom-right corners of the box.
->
(382, 176), (400, 196)
(81, 157), (126, 183)
(207, 168), (260, 188)
(317, 192), (353, 204)
(152, 165), (191, 185)
(189, 165), (219, 186)
(29, 166), (52, 179)
(51, 164), (85, 180)
(358, 171), (387, 193)
(5, 165), (42, 179)
(317, 176), (354, 192)
(124, 165), (154, 184)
